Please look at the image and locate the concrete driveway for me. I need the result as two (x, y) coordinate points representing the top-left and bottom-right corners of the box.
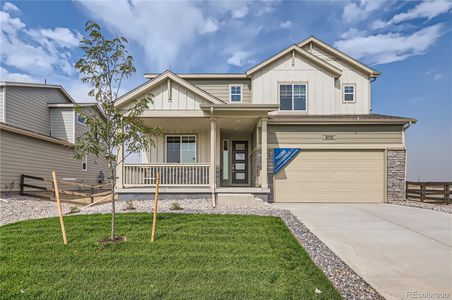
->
(274, 203), (452, 300)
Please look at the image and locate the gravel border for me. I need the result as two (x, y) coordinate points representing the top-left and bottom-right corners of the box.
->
(1, 197), (382, 299)
(391, 200), (451, 214)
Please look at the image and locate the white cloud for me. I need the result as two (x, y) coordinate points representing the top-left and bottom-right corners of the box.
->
(0, 9), (81, 76)
(340, 28), (367, 39)
(0, 66), (37, 82)
(342, 0), (385, 23)
(373, 0), (452, 29)
(334, 24), (446, 65)
(76, 0), (222, 70)
(2, 2), (20, 14)
(432, 73), (444, 81)
(227, 51), (253, 67)
(231, 6), (249, 19)
(426, 68), (445, 81)
(200, 18), (219, 34)
(280, 20), (292, 29)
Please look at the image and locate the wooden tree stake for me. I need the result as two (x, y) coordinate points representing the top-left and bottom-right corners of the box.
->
(52, 171), (68, 245)
(151, 172), (160, 242)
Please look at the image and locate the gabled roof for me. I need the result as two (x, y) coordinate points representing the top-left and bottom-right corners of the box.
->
(246, 44), (342, 78)
(115, 70), (225, 107)
(298, 36), (381, 77)
(47, 103), (107, 120)
(144, 73), (248, 79)
(0, 81), (76, 103)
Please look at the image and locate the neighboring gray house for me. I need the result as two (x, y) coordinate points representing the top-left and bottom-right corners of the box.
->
(0, 81), (109, 193)
(114, 36), (416, 204)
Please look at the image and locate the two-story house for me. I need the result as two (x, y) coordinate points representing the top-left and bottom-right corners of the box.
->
(114, 36), (416, 204)
(0, 81), (109, 193)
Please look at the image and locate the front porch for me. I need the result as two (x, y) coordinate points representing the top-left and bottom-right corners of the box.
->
(115, 104), (277, 203)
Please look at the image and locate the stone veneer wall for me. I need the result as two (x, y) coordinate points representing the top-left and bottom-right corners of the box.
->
(250, 149), (261, 188)
(267, 149), (274, 203)
(387, 149), (406, 202)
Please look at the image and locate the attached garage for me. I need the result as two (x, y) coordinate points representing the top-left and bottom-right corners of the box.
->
(273, 149), (385, 203)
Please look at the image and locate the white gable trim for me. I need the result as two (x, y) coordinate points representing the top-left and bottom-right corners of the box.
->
(298, 36), (381, 77)
(115, 70), (225, 107)
(246, 45), (342, 78)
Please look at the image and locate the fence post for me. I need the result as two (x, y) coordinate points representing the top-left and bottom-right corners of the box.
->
(20, 174), (25, 195)
(420, 183), (425, 202)
(52, 171), (68, 245)
(445, 184), (450, 204)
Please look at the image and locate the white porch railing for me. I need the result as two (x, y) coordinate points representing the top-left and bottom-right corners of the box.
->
(123, 164), (210, 187)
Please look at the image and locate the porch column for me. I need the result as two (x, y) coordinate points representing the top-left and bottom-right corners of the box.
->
(261, 118), (268, 189)
(115, 142), (124, 189)
(210, 117), (217, 194)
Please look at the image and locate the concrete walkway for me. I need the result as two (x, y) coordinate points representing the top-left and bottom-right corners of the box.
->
(274, 203), (452, 300)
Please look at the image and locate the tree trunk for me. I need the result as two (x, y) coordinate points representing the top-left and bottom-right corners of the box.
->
(110, 161), (116, 240)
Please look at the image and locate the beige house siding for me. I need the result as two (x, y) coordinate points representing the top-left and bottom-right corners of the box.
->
(5, 86), (70, 135)
(0, 86), (4, 122)
(0, 129), (108, 192)
(50, 107), (75, 142)
(268, 124), (404, 146)
(187, 79), (252, 103)
(142, 129), (211, 164)
(143, 80), (210, 111)
(303, 44), (372, 113)
(251, 51), (370, 114)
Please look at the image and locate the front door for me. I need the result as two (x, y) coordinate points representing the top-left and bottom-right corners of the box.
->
(231, 141), (248, 184)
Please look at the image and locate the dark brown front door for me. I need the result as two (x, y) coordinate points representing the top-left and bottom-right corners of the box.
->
(231, 141), (248, 184)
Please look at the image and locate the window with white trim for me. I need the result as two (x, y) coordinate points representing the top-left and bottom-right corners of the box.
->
(82, 155), (88, 171)
(166, 135), (196, 163)
(77, 113), (87, 125)
(343, 85), (356, 102)
(230, 85), (242, 102)
(279, 84), (307, 111)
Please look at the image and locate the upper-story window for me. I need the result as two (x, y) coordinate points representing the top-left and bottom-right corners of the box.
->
(343, 84), (356, 103)
(229, 85), (242, 102)
(279, 83), (307, 111)
(77, 113), (87, 125)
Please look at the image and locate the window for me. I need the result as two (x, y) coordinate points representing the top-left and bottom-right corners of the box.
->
(230, 85), (242, 102)
(279, 84), (307, 111)
(77, 113), (87, 125)
(343, 85), (355, 102)
(166, 135), (196, 163)
(222, 140), (229, 180)
(82, 155), (88, 171)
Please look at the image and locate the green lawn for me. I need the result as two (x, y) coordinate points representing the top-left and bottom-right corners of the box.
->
(0, 213), (341, 299)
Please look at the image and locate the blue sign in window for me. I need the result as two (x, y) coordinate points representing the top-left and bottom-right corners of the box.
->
(273, 148), (301, 174)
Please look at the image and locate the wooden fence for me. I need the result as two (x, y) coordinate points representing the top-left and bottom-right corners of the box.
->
(406, 181), (451, 204)
(20, 174), (112, 205)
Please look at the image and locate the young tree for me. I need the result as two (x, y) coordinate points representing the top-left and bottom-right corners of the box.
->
(74, 21), (161, 241)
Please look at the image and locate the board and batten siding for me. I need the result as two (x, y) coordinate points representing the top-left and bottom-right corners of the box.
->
(302, 44), (371, 114)
(268, 124), (404, 147)
(187, 79), (251, 103)
(142, 129), (211, 164)
(0, 86), (5, 122)
(142, 80), (210, 111)
(0, 130), (109, 192)
(50, 107), (75, 142)
(251, 51), (370, 114)
(4, 86), (70, 135)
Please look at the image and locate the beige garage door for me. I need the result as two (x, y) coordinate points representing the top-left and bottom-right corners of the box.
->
(274, 150), (384, 202)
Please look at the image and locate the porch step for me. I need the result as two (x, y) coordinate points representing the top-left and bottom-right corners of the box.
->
(216, 193), (268, 208)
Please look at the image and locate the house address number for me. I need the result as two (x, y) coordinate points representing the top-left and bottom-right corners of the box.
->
(323, 135), (336, 140)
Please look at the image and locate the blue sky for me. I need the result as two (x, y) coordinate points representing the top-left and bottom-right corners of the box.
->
(1, 0), (451, 180)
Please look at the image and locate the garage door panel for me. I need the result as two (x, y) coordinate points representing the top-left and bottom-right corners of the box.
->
(274, 150), (384, 203)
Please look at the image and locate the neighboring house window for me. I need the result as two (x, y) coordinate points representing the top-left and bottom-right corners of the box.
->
(166, 135), (196, 163)
(230, 85), (242, 102)
(82, 155), (88, 171)
(343, 85), (356, 102)
(77, 113), (87, 125)
(279, 84), (307, 111)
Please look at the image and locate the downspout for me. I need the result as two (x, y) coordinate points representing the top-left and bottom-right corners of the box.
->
(403, 121), (412, 200)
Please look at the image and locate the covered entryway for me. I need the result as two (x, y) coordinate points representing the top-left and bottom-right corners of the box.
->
(274, 149), (384, 202)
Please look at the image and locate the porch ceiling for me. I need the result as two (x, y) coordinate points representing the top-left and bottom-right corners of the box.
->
(142, 116), (258, 134)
